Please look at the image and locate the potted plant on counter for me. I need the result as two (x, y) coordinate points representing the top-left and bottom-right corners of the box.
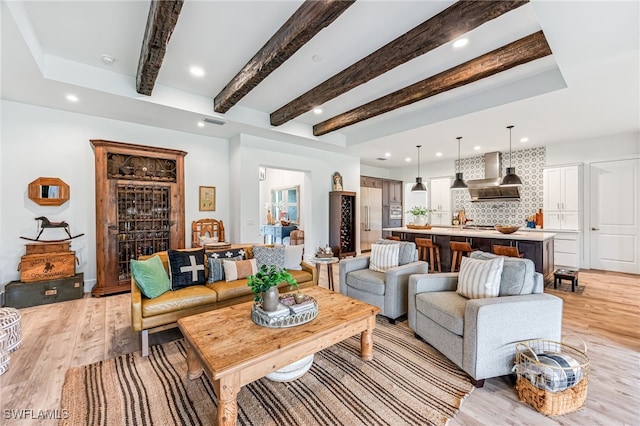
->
(248, 264), (299, 312)
(406, 206), (435, 226)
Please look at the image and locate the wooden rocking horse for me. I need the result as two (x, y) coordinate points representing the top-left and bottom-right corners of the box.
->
(20, 216), (84, 242)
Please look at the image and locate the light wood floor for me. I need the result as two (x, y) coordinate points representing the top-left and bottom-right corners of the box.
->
(1, 267), (638, 425)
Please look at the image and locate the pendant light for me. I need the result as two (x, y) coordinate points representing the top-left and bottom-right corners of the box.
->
(411, 145), (427, 192)
(451, 136), (468, 190)
(501, 125), (523, 187)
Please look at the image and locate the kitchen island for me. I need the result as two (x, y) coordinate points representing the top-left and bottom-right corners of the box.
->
(385, 227), (555, 282)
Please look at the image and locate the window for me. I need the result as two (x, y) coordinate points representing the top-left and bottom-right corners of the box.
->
(271, 185), (299, 223)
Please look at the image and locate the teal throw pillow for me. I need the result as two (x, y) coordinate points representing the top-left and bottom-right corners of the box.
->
(130, 255), (171, 299)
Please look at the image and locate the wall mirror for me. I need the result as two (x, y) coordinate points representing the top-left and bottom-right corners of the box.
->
(271, 185), (299, 224)
(28, 177), (70, 206)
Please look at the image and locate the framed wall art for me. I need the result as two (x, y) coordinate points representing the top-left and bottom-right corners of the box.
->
(199, 186), (216, 211)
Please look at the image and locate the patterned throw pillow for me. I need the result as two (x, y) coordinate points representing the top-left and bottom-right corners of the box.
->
(223, 258), (258, 281)
(208, 247), (247, 260)
(167, 249), (206, 290)
(130, 255), (171, 299)
(208, 255), (243, 283)
(456, 256), (504, 299)
(253, 245), (285, 269)
(198, 236), (219, 246)
(369, 243), (400, 272)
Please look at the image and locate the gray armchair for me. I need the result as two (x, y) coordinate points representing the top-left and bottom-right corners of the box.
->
(408, 251), (563, 384)
(340, 240), (429, 323)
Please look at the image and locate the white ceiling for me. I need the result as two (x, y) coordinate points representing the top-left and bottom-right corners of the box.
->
(1, 0), (638, 168)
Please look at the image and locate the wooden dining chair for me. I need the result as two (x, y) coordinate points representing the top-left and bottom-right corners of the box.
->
(191, 218), (225, 247)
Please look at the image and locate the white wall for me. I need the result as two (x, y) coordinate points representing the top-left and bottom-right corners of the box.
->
(546, 131), (639, 165)
(0, 100), (230, 292)
(229, 134), (361, 258)
(361, 164), (391, 179)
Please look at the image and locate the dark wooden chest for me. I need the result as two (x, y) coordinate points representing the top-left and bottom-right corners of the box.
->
(4, 273), (84, 309)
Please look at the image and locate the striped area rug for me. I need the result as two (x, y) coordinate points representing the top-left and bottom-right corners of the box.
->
(60, 319), (474, 426)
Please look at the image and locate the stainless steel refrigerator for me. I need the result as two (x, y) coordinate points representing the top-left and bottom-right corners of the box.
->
(360, 187), (382, 252)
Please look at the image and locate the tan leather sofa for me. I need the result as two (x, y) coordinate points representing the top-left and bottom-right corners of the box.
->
(131, 250), (318, 355)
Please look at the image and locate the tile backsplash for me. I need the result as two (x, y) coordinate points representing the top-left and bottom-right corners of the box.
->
(452, 146), (545, 226)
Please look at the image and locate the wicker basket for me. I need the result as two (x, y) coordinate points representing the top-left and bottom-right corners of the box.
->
(514, 338), (589, 416)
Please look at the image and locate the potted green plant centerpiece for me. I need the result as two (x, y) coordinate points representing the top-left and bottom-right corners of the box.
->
(248, 264), (299, 312)
(406, 206), (435, 226)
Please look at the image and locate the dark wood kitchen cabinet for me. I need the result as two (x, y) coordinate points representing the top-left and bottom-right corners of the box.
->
(90, 140), (187, 296)
(382, 180), (402, 205)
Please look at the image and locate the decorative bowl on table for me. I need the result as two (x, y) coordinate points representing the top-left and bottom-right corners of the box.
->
(315, 252), (333, 259)
(495, 225), (520, 234)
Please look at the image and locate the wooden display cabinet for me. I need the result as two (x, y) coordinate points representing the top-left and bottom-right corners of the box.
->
(90, 140), (187, 296)
(329, 191), (356, 258)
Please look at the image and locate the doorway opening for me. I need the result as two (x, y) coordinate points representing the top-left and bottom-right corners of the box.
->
(259, 168), (305, 245)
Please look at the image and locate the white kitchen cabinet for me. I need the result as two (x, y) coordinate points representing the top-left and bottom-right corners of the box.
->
(543, 165), (582, 230)
(430, 177), (452, 212)
(430, 177), (452, 225)
(553, 231), (581, 269)
(545, 212), (580, 232)
(430, 211), (452, 226)
(544, 165), (581, 212)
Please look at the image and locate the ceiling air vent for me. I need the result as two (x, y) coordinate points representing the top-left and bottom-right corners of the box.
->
(204, 117), (226, 126)
(376, 157), (387, 161)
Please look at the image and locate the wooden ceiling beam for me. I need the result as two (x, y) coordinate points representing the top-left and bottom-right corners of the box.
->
(213, 0), (355, 114)
(313, 30), (552, 136)
(271, 0), (529, 127)
(136, 0), (184, 96)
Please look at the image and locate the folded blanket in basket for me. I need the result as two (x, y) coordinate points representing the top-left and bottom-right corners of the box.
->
(526, 352), (584, 392)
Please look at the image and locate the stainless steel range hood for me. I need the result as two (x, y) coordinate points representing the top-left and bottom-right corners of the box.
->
(466, 152), (520, 202)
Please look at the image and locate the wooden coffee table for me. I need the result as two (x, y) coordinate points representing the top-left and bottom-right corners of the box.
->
(177, 286), (381, 426)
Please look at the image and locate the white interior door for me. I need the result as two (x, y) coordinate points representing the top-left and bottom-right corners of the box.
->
(589, 158), (640, 274)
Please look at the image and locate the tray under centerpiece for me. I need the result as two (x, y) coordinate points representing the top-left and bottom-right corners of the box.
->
(251, 293), (318, 328)
(407, 224), (432, 229)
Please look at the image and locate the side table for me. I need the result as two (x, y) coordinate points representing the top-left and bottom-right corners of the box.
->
(554, 269), (579, 292)
(309, 257), (339, 291)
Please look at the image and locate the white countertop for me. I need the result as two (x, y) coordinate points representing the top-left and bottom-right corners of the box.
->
(384, 226), (556, 241)
(433, 225), (580, 234)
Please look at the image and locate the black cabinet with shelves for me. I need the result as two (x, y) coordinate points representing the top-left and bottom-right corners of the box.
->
(329, 191), (356, 258)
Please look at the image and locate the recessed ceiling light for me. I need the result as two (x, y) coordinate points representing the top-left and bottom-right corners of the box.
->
(384, 152), (391, 157)
(474, 145), (481, 150)
(197, 121), (205, 128)
(312, 54), (323, 63)
(101, 54), (115, 65)
(453, 38), (468, 48)
(436, 152), (443, 157)
(190, 66), (205, 77)
(66, 94), (78, 102)
(520, 137), (529, 143)
(313, 107), (323, 114)
(405, 157), (411, 162)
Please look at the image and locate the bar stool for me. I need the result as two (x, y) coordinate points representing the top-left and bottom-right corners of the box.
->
(415, 238), (441, 273)
(450, 241), (476, 272)
(385, 236), (401, 241)
(492, 245), (524, 258)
